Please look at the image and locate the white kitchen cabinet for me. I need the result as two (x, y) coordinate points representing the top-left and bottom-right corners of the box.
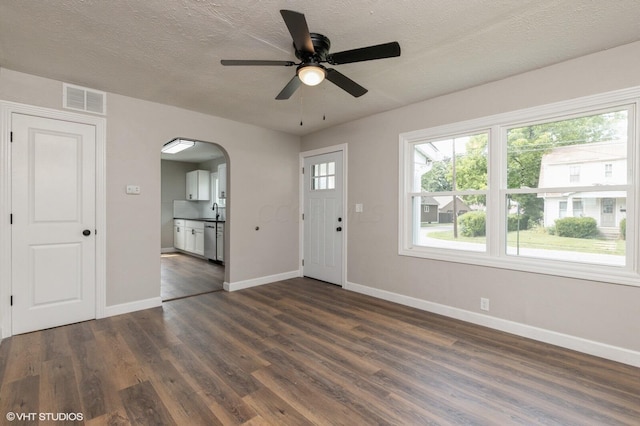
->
(184, 220), (205, 256)
(173, 219), (186, 250)
(184, 227), (195, 252)
(210, 172), (218, 202)
(186, 170), (210, 201)
(217, 163), (227, 200)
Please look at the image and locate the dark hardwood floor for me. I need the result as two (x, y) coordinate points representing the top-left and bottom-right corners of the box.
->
(0, 278), (638, 424)
(161, 252), (224, 301)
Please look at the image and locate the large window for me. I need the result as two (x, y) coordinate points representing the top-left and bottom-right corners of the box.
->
(411, 132), (488, 252)
(400, 89), (639, 286)
(505, 110), (628, 265)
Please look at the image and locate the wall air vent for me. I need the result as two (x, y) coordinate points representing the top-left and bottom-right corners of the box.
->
(63, 83), (106, 115)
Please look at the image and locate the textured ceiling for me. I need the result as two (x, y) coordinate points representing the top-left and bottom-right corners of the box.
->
(1, 1), (640, 136)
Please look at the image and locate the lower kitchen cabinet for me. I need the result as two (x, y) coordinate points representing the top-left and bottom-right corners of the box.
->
(174, 219), (186, 250)
(176, 219), (205, 256)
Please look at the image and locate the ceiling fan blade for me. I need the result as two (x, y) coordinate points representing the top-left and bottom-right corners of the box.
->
(327, 41), (401, 65)
(280, 10), (314, 53)
(276, 76), (302, 100)
(325, 68), (367, 97)
(221, 60), (295, 66)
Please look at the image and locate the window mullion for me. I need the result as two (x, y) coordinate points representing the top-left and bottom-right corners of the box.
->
(627, 102), (638, 272)
(488, 125), (504, 257)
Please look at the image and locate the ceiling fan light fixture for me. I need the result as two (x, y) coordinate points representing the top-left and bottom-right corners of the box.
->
(162, 138), (195, 154)
(220, 10), (401, 99)
(298, 65), (325, 86)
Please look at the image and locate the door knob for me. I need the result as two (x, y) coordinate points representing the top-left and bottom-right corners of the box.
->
(336, 226), (342, 232)
(82, 229), (91, 236)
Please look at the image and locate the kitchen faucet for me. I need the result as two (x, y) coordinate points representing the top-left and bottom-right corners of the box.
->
(212, 202), (219, 220)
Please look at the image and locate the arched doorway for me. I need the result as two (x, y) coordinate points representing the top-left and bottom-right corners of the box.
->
(160, 139), (229, 301)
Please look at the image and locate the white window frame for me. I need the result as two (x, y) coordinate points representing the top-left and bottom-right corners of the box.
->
(572, 199), (584, 217)
(559, 201), (568, 218)
(605, 163), (613, 178)
(310, 161), (336, 191)
(399, 86), (640, 287)
(569, 165), (581, 183)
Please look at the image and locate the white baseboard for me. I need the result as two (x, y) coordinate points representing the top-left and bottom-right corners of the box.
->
(224, 270), (300, 292)
(345, 281), (640, 368)
(102, 296), (163, 318)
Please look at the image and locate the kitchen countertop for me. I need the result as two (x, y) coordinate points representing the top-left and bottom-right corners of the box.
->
(174, 217), (225, 223)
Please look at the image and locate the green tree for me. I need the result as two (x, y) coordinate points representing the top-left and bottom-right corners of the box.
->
(421, 159), (452, 192)
(455, 134), (488, 206)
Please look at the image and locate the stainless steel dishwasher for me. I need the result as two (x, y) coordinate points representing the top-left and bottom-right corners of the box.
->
(204, 222), (217, 261)
(216, 222), (224, 263)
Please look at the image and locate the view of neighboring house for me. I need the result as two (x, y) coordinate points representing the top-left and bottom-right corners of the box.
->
(538, 140), (626, 229)
(420, 196), (439, 223)
(414, 140), (476, 224)
(420, 196), (471, 223)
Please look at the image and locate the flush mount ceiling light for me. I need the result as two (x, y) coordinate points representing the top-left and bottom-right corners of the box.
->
(297, 64), (325, 86)
(162, 138), (195, 154)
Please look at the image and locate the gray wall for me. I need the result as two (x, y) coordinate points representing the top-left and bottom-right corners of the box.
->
(301, 41), (640, 353)
(3, 39), (640, 356)
(1, 67), (301, 308)
(199, 157), (226, 172)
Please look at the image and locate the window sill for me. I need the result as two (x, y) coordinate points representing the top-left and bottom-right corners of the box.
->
(399, 246), (640, 288)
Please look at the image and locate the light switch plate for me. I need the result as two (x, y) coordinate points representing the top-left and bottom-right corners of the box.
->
(355, 203), (363, 213)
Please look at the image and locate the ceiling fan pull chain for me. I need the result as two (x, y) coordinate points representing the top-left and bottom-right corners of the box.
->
(300, 94), (304, 126)
(323, 85), (327, 121)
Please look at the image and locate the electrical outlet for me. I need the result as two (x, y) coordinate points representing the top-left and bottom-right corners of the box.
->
(480, 297), (490, 311)
(126, 185), (141, 195)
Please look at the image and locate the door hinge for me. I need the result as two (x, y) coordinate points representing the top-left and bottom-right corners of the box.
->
(302, 167), (304, 174)
(10, 214), (12, 224)
(10, 295), (13, 306)
(302, 259), (304, 266)
(10, 131), (13, 142)
(302, 213), (304, 220)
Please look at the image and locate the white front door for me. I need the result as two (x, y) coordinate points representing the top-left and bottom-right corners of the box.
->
(303, 151), (344, 285)
(11, 113), (96, 334)
(601, 198), (616, 227)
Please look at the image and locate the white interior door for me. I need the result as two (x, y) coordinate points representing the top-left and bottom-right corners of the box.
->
(11, 113), (96, 334)
(303, 151), (343, 285)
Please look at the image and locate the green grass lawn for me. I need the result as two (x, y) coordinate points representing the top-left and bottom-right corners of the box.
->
(426, 227), (625, 255)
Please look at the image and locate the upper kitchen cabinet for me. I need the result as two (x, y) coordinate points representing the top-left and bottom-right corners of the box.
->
(217, 163), (227, 200)
(186, 170), (210, 200)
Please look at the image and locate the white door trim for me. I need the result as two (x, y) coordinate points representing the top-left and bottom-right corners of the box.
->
(299, 144), (347, 286)
(0, 101), (107, 338)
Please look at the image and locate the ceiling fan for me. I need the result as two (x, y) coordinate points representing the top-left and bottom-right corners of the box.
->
(220, 10), (401, 100)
